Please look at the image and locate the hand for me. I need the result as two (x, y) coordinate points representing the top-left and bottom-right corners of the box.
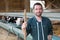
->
(48, 35), (52, 40)
(21, 22), (27, 29)
(21, 22), (27, 35)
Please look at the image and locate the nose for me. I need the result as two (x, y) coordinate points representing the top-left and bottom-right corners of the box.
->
(37, 9), (41, 12)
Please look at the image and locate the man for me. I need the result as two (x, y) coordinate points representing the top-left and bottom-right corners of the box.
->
(22, 3), (53, 40)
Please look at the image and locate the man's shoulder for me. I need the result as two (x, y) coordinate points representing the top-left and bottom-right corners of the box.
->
(42, 16), (49, 19)
(42, 16), (51, 21)
(42, 16), (48, 19)
(28, 17), (34, 21)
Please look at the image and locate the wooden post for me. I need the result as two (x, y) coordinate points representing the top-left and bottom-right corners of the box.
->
(24, 9), (27, 22)
(24, 9), (27, 40)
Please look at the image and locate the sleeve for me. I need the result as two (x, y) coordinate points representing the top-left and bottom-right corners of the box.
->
(26, 19), (31, 36)
(48, 19), (53, 35)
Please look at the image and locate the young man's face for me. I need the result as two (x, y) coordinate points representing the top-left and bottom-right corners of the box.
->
(33, 5), (43, 17)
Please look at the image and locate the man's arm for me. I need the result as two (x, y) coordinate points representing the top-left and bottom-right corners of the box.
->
(21, 20), (31, 36)
(47, 19), (53, 40)
(21, 22), (27, 37)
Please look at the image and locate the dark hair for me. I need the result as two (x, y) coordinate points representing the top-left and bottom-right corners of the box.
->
(33, 3), (43, 9)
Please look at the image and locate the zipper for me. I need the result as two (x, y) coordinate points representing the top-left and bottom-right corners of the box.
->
(37, 22), (39, 40)
(41, 20), (45, 40)
(36, 20), (45, 40)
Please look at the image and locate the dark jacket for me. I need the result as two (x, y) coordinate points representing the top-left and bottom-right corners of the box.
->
(26, 16), (53, 40)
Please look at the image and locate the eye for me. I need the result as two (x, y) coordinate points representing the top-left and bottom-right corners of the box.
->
(34, 8), (38, 10)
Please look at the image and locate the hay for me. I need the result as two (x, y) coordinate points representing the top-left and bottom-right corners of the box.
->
(0, 27), (22, 40)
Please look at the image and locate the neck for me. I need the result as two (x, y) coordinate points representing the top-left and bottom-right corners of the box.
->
(35, 16), (42, 22)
